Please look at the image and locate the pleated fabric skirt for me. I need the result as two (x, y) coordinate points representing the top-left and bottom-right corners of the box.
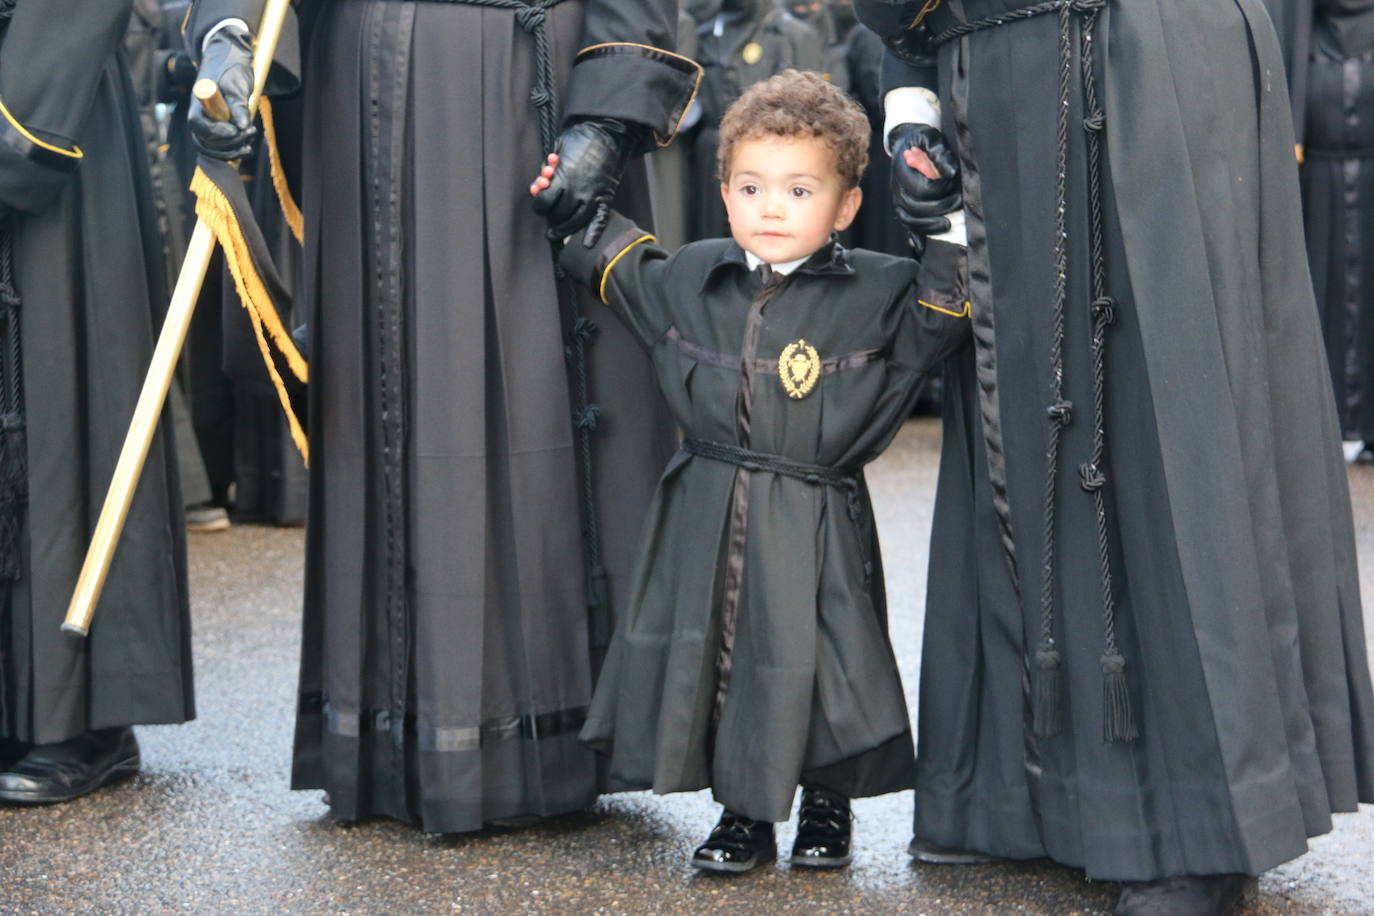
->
(289, 0), (675, 832)
(916, 0), (1374, 881)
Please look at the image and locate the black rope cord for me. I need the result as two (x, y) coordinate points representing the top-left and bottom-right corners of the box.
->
(932, 0), (1135, 743)
(428, 0), (610, 626)
(0, 211), (27, 582)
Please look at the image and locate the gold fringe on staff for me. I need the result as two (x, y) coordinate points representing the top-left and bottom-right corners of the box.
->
(260, 97), (304, 245)
(190, 165), (309, 463)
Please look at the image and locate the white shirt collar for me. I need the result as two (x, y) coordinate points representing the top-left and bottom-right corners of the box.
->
(744, 250), (808, 276)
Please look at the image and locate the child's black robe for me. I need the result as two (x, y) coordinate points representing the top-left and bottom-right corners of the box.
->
(565, 213), (969, 822)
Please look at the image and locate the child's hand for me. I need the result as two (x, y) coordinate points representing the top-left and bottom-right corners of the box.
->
(529, 152), (560, 197)
(902, 146), (941, 180)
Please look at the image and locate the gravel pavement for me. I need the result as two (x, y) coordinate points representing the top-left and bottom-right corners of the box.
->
(1, 418), (1370, 915)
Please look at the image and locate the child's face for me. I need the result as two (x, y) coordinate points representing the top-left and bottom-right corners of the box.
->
(721, 135), (861, 265)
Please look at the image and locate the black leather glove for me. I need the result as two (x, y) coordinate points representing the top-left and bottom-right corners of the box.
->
(188, 24), (257, 161)
(888, 123), (961, 256)
(533, 118), (647, 247)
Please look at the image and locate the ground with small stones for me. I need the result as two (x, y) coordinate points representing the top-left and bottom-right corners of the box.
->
(2, 418), (1370, 915)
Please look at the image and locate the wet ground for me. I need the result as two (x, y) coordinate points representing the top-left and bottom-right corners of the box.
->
(1, 418), (1371, 914)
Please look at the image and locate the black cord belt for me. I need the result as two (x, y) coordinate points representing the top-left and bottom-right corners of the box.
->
(683, 438), (863, 521)
(930, 0), (1137, 744)
(0, 211), (26, 583)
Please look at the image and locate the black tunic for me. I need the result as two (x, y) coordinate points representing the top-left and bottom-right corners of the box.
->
(859, 0), (1374, 882)
(1301, 6), (1374, 443)
(0, 0), (193, 744)
(566, 213), (969, 822)
(188, 0), (700, 833)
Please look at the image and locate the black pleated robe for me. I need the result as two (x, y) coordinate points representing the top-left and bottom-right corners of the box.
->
(858, 0), (1374, 882)
(0, 0), (193, 745)
(188, 0), (700, 832)
(1301, 7), (1374, 443)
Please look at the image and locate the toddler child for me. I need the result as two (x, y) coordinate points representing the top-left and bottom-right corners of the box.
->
(531, 69), (969, 873)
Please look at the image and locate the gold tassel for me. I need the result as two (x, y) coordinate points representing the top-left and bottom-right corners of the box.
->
(191, 166), (309, 464)
(259, 97), (304, 246)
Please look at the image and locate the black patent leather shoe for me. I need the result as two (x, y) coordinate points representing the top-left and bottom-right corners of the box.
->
(0, 727), (140, 804)
(0, 739), (27, 771)
(1115, 874), (1257, 916)
(790, 786), (853, 868)
(691, 809), (777, 874)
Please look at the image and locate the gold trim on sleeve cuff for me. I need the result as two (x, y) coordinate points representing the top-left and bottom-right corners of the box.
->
(918, 297), (971, 318)
(0, 96), (83, 161)
(600, 234), (657, 304)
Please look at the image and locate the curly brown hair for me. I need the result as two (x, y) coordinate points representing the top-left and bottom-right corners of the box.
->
(717, 69), (870, 189)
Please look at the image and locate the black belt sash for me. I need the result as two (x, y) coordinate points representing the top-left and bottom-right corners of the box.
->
(682, 438), (863, 521)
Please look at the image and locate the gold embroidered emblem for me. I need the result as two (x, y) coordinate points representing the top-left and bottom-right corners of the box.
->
(742, 42), (764, 65)
(778, 340), (821, 399)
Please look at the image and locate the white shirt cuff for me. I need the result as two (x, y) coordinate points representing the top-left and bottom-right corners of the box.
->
(883, 86), (941, 154)
(203, 18), (251, 54)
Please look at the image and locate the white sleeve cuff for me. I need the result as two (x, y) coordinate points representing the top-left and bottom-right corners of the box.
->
(883, 86), (941, 154)
(929, 208), (967, 247)
(203, 18), (251, 54)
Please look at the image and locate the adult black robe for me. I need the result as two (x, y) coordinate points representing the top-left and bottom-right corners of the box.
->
(188, 0), (700, 833)
(844, 22), (907, 257)
(0, 0), (193, 745)
(858, 0), (1374, 882)
(1301, 0), (1374, 444)
(688, 0), (826, 239)
(1265, 0), (1316, 131)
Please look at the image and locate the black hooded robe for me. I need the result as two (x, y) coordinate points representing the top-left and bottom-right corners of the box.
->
(0, 0), (193, 746)
(857, 0), (1374, 882)
(1300, 0), (1374, 445)
(187, 0), (700, 832)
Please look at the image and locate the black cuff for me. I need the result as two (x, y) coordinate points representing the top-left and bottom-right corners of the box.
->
(0, 98), (81, 213)
(562, 44), (703, 151)
(558, 210), (649, 297)
(915, 239), (969, 319)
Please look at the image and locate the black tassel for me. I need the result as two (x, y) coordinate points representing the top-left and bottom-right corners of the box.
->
(1101, 653), (1138, 743)
(0, 421), (25, 581)
(586, 564), (611, 650)
(1033, 648), (1063, 737)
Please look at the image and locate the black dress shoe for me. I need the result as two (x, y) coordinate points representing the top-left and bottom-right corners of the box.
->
(790, 785), (853, 868)
(907, 837), (999, 864)
(691, 809), (776, 874)
(1115, 874), (1257, 916)
(0, 727), (140, 804)
(0, 739), (27, 771)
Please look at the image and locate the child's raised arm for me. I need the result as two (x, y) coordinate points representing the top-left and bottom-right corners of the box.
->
(532, 153), (677, 351)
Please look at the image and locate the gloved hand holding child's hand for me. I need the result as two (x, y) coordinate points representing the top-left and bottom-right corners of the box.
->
(530, 117), (646, 247)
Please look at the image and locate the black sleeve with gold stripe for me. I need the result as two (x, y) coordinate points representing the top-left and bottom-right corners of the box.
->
(562, 0), (703, 150)
(0, 0), (129, 213)
(559, 209), (676, 351)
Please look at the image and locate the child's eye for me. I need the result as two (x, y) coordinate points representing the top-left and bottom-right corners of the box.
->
(790, 186), (812, 198)
(740, 184), (759, 196)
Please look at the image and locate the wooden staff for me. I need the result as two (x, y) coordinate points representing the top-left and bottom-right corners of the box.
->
(63, 0), (294, 637)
